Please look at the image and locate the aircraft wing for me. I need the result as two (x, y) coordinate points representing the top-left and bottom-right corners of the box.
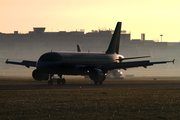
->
(6, 59), (37, 68)
(101, 59), (175, 70)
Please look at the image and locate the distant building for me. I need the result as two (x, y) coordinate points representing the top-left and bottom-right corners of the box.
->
(0, 27), (177, 62)
(33, 27), (45, 33)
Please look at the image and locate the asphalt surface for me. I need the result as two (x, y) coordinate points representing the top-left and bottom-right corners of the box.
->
(1, 82), (180, 90)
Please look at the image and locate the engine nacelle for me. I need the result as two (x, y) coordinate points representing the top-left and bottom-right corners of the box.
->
(89, 68), (106, 81)
(32, 69), (49, 81)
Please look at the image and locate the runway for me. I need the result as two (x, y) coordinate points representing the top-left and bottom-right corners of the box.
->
(1, 82), (180, 90)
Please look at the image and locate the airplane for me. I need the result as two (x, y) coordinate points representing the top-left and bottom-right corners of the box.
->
(5, 22), (175, 85)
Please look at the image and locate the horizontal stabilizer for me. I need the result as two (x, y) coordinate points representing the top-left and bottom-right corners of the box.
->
(123, 56), (151, 60)
(117, 56), (151, 62)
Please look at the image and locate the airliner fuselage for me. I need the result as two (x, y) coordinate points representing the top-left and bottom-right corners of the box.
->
(37, 52), (124, 75)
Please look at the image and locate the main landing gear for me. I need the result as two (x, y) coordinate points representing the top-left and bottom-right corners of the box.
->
(57, 78), (66, 85)
(93, 75), (106, 85)
(47, 74), (66, 85)
(94, 81), (103, 85)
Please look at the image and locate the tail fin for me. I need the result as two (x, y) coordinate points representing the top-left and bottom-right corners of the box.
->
(105, 22), (122, 54)
(77, 44), (82, 52)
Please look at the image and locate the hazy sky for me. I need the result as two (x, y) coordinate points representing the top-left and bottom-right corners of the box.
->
(0, 0), (180, 42)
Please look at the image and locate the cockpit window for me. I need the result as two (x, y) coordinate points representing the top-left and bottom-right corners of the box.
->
(38, 52), (62, 62)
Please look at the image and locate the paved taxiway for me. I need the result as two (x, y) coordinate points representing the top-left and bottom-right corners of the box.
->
(1, 83), (180, 90)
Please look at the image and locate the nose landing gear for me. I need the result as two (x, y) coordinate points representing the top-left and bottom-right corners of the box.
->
(47, 74), (66, 85)
(48, 74), (54, 85)
(57, 74), (66, 85)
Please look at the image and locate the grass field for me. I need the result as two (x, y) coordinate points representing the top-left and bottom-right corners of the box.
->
(1, 77), (180, 120)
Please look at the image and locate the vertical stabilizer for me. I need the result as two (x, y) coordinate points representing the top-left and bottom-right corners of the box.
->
(105, 22), (122, 54)
(77, 44), (82, 52)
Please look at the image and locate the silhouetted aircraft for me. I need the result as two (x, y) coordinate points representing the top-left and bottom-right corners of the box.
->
(6, 22), (174, 85)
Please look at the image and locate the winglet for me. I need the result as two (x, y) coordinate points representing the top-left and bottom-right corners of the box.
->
(166, 59), (175, 64)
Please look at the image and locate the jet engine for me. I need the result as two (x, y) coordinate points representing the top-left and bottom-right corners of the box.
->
(32, 69), (49, 81)
(89, 68), (106, 81)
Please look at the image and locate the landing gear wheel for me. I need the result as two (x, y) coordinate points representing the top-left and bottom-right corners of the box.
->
(99, 81), (103, 85)
(94, 81), (103, 85)
(57, 79), (61, 85)
(94, 81), (98, 85)
(47, 74), (54, 85)
(48, 80), (53, 85)
(62, 78), (66, 85)
(56, 78), (66, 85)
